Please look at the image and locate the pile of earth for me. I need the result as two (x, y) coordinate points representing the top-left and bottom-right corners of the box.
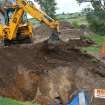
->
(33, 21), (84, 43)
(0, 21), (104, 105)
(0, 39), (104, 105)
(59, 21), (74, 29)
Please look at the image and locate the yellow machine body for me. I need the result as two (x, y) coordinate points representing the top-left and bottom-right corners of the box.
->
(0, 0), (59, 46)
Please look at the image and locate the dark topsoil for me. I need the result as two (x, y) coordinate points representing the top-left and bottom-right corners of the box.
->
(0, 21), (104, 105)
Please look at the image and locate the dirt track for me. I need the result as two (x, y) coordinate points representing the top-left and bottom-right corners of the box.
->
(0, 21), (105, 105)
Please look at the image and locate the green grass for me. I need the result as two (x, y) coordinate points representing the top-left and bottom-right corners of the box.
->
(0, 97), (39, 105)
(68, 16), (88, 25)
(56, 13), (88, 25)
(81, 35), (104, 53)
(82, 47), (101, 53)
(28, 13), (88, 26)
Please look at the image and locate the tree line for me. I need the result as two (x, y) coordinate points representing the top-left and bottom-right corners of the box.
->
(77, 0), (105, 35)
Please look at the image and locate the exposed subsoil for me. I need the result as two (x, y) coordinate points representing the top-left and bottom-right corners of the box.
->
(0, 21), (104, 105)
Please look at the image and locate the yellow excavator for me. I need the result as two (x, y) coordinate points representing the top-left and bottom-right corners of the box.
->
(0, 0), (60, 46)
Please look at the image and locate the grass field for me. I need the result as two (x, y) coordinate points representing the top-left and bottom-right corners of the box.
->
(29, 12), (88, 26)
(56, 13), (88, 25)
(0, 97), (39, 105)
(81, 35), (104, 53)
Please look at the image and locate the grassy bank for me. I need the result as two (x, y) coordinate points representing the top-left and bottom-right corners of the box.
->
(29, 12), (88, 26)
(81, 35), (104, 53)
(56, 13), (88, 25)
(0, 97), (39, 105)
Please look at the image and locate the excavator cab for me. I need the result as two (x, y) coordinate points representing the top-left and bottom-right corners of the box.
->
(4, 7), (15, 25)
(4, 6), (27, 25)
(3, 5), (33, 46)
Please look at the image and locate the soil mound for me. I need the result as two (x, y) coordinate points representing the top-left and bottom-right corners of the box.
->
(0, 21), (104, 105)
(33, 21), (84, 42)
(0, 40), (104, 105)
(59, 21), (74, 29)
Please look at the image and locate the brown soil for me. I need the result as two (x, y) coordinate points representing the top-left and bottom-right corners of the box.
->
(33, 21), (84, 43)
(0, 21), (104, 105)
(0, 41), (104, 104)
(59, 21), (74, 29)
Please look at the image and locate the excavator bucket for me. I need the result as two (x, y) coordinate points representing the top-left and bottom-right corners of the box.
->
(39, 25), (60, 50)
(47, 31), (60, 49)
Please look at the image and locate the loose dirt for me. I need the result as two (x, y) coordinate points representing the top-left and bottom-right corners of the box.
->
(0, 21), (104, 105)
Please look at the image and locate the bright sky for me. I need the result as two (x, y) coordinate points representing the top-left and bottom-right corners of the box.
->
(56, 0), (91, 14)
(32, 0), (91, 14)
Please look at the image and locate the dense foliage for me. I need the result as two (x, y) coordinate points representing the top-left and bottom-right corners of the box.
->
(37, 0), (57, 18)
(76, 0), (105, 35)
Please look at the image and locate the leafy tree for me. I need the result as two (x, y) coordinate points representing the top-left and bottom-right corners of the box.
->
(37, 0), (57, 18)
(76, 0), (105, 35)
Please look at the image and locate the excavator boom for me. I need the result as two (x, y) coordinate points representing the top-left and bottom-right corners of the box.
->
(16, 0), (60, 45)
(0, 0), (60, 46)
(9, 8), (24, 40)
(16, 0), (59, 31)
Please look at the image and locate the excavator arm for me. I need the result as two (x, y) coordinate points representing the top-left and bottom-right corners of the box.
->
(16, 0), (60, 45)
(1, 0), (60, 46)
(2, 6), (32, 45)
(8, 7), (24, 40)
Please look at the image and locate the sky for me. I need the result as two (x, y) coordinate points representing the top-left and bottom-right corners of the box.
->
(5, 0), (91, 14)
(56, 0), (91, 14)
(32, 0), (91, 14)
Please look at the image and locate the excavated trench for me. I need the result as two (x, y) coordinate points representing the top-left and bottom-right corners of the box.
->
(0, 21), (105, 105)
